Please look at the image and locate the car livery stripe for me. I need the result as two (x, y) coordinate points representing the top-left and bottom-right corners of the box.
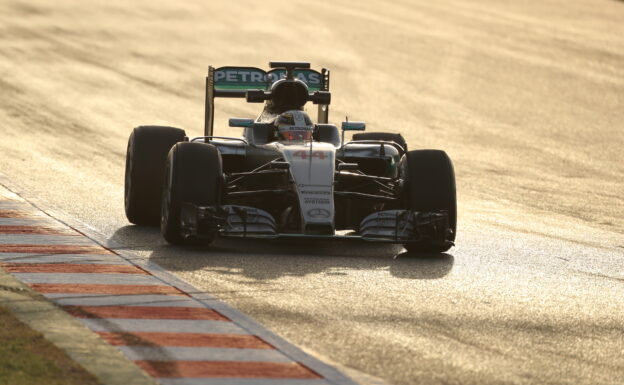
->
(0, 182), (359, 385)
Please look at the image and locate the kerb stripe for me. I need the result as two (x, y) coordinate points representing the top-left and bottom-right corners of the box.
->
(0, 263), (146, 274)
(98, 332), (274, 349)
(0, 244), (112, 254)
(135, 361), (321, 379)
(31, 283), (186, 295)
(0, 225), (75, 235)
(0, 210), (37, 218)
(64, 306), (229, 321)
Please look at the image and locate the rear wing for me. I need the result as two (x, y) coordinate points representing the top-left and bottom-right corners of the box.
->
(204, 65), (331, 136)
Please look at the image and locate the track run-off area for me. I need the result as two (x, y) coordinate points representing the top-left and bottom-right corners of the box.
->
(0, 1), (623, 384)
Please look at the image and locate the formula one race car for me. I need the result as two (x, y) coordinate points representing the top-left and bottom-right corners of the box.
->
(124, 62), (456, 252)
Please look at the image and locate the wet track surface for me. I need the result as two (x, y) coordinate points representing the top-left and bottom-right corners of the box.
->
(1, 0), (623, 384)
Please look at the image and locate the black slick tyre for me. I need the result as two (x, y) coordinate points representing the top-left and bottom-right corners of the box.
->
(124, 125), (186, 225)
(402, 150), (456, 253)
(161, 142), (222, 245)
(352, 132), (408, 152)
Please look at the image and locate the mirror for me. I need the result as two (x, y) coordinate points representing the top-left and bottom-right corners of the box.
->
(310, 91), (331, 105)
(229, 118), (254, 128)
(246, 90), (269, 103)
(341, 121), (366, 131)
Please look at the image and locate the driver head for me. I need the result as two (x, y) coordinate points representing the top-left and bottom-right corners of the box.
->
(274, 110), (314, 141)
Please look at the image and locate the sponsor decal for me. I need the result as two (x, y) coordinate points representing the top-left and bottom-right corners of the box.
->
(213, 67), (322, 91)
(301, 191), (331, 195)
(267, 70), (321, 88)
(307, 208), (331, 219)
(298, 184), (331, 188)
(214, 68), (266, 84)
(292, 150), (328, 160)
(304, 198), (330, 205)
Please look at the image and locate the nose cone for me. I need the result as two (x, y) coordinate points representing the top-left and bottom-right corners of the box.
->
(281, 142), (336, 235)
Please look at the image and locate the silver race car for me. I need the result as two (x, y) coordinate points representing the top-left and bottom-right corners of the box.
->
(124, 62), (456, 252)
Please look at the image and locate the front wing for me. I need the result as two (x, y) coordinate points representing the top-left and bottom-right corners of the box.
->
(179, 204), (453, 247)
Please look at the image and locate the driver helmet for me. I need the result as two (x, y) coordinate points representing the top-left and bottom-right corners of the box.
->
(274, 110), (314, 141)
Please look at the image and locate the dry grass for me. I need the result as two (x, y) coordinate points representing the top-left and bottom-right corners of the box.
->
(0, 305), (101, 385)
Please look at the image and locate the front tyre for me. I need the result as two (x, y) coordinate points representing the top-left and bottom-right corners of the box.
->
(402, 150), (456, 253)
(161, 142), (222, 245)
(124, 125), (186, 225)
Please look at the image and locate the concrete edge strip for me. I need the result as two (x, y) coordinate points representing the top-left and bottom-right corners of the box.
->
(0, 268), (158, 385)
(0, 173), (369, 385)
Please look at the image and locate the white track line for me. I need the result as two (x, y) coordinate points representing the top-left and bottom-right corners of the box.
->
(0, 234), (93, 245)
(46, 294), (207, 308)
(118, 346), (293, 363)
(0, 218), (71, 226)
(13, 273), (165, 285)
(158, 379), (333, 385)
(0, 253), (129, 263)
(80, 318), (250, 334)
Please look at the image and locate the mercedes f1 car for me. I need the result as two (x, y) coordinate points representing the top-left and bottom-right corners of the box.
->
(124, 62), (456, 252)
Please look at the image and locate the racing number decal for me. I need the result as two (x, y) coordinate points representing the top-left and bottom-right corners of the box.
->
(292, 150), (327, 160)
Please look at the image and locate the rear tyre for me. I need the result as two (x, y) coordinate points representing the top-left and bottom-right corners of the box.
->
(352, 132), (408, 152)
(402, 150), (456, 253)
(161, 142), (222, 245)
(124, 126), (186, 225)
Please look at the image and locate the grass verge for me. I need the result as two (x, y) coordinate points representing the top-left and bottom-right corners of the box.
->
(0, 304), (101, 385)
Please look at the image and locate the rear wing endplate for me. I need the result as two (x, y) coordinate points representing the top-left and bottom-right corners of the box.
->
(204, 65), (330, 136)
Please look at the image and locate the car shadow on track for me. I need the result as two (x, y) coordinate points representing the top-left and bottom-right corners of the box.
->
(110, 225), (454, 281)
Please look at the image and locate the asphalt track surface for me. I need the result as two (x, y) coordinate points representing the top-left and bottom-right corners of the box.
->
(0, 1), (623, 384)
